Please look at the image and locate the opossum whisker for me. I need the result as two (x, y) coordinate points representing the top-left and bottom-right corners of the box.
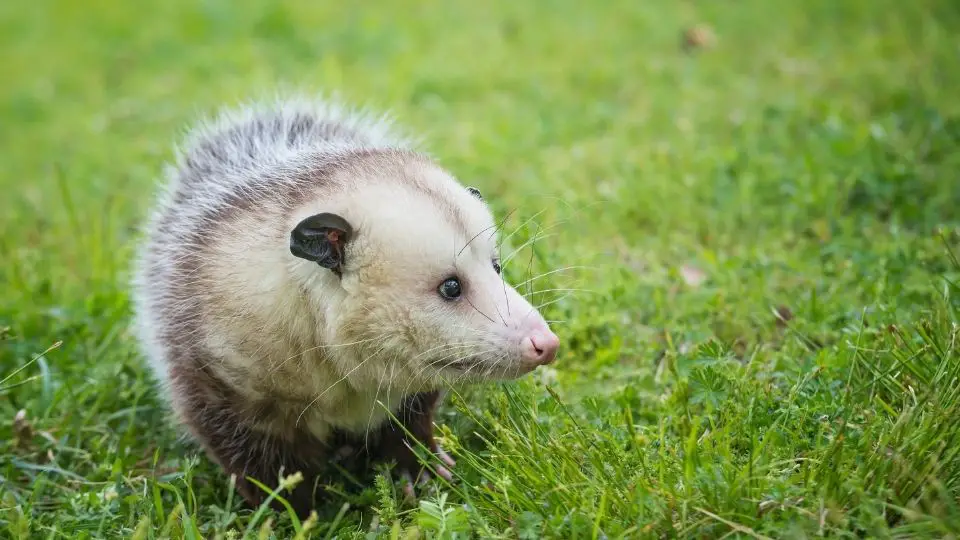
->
(511, 265), (597, 289)
(499, 211), (568, 251)
(478, 352), (507, 380)
(460, 347), (507, 385)
(523, 287), (598, 300)
(455, 203), (516, 262)
(498, 198), (610, 252)
(447, 256), (499, 326)
(428, 344), (490, 371)
(271, 336), (385, 373)
(296, 350), (381, 426)
(491, 227), (510, 328)
(500, 215), (567, 259)
(519, 303), (544, 327)
(351, 343), (394, 411)
(418, 343), (486, 375)
(439, 350), (496, 386)
(444, 325), (500, 341)
(447, 350), (497, 387)
(449, 363), (479, 387)
(498, 207), (550, 248)
(404, 342), (489, 395)
(408, 339), (488, 363)
(502, 232), (560, 266)
(370, 352), (402, 453)
(464, 295), (497, 325)
(411, 342), (487, 383)
(424, 350), (491, 392)
(524, 228), (539, 300)
(368, 349), (391, 407)
(365, 350), (402, 447)
(493, 207), (519, 237)
(493, 209), (515, 319)
(492, 302), (508, 327)
(458, 206), (515, 259)
(534, 292), (575, 311)
(270, 337), (382, 375)
(499, 352), (515, 381)
(476, 352), (509, 384)
(457, 222), (499, 258)
(489, 359), (506, 383)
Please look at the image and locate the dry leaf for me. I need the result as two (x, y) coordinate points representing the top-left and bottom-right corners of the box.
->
(774, 305), (794, 328)
(682, 24), (716, 52)
(13, 409), (34, 446)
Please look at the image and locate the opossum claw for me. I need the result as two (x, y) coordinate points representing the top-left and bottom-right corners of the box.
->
(436, 445), (457, 469)
(395, 452), (453, 500)
(418, 471), (432, 485)
(434, 464), (453, 482)
(401, 472), (416, 500)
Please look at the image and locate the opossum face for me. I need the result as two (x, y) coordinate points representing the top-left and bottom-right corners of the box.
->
(290, 172), (559, 387)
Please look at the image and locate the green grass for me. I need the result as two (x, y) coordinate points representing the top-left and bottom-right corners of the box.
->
(2, 0), (960, 537)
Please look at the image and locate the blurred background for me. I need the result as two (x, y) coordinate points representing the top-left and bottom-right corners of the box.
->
(2, 0), (959, 537)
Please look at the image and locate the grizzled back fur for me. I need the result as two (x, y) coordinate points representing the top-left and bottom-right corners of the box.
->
(173, 97), (414, 186)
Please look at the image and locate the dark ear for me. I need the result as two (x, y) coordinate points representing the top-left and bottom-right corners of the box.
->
(466, 186), (483, 200)
(290, 213), (353, 277)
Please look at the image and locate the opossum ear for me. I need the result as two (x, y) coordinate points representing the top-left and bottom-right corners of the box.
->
(466, 186), (483, 200)
(290, 213), (353, 277)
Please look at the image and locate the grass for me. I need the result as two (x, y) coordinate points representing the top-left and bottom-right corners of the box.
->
(2, 0), (960, 537)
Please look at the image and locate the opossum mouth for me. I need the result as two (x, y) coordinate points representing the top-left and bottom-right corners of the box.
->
(441, 357), (533, 377)
(440, 355), (505, 372)
(443, 359), (479, 371)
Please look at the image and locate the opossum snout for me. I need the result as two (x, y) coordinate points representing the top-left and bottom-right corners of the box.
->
(520, 325), (560, 365)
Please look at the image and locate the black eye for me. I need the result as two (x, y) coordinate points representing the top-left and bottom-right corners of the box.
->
(492, 260), (502, 275)
(438, 277), (462, 300)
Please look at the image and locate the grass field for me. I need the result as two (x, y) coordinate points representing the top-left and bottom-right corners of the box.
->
(3, 0), (960, 537)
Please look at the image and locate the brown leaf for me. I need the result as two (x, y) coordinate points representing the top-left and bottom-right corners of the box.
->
(774, 305), (794, 328)
(13, 409), (34, 445)
(682, 24), (716, 52)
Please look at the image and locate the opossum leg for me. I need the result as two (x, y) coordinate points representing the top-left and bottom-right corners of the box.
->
(374, 390), (454, 496)
(174, 389), (325, 518)
(206, 418), (328, 519)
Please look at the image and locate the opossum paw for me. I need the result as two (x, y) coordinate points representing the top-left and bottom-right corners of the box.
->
(395, 442), (457, 501)
(400, 472), (418, 501)
(436, 443), (457, 469)
(399, 468), (439, 502)
(333, 445), (355, 460)
(434, 464), (453, 482)
(423, 441), (456, 482)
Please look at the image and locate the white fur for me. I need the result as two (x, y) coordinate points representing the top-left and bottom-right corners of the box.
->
(131, 95), (555, 442)
(132, 95), (408, 387)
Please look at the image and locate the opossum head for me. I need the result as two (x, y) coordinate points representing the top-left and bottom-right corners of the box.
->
(289, 154), (559, 388)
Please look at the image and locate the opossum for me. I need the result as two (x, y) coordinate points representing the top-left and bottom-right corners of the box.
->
(130, 95), (560, 518)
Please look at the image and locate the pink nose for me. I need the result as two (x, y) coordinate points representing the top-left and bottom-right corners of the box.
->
(521, 329), (560, 365)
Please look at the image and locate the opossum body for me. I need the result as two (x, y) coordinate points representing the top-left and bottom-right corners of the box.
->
(131, 96), (560, 517)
